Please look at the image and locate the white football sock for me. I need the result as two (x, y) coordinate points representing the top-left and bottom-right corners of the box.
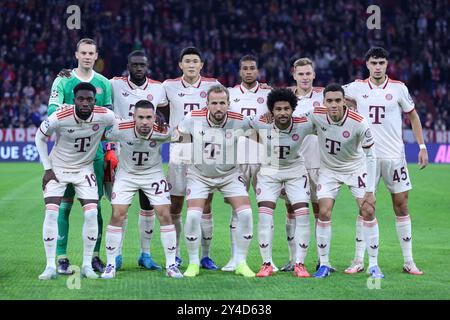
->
(285, 212), (296, 262)
(395, 215), (413, 264)
(235, 206), (253, 265)
(160, 224), (177, 268)
(363, 218), (380, 268)
(355, 215), (366, 263)
(316, 219), (331, 267)
(200, 213), (213, 258)
(139, 209), (155, 255)
(43, 204), (59, 268)
(105, 225), (122, 268)
(184, 208), (202, 265)
(82, 204), (98, 268)
(294, 207), (310, 264)
(172, 213), (182, 257)
(118, 215), (128, 256)
(258, 207), (274, 264)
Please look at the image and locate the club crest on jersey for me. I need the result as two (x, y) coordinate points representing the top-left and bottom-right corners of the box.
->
(147, 94), (153, 101)
(200, 91), (207, 98)
(149, 140), (157, 148)
(122, 91), (129, 97)
(225, 132), (232, 139)
(313, 101), (320, 107)
(292, 134), (299, 141)
(92, 124), (100, 131)
(96, 87), (103, 94)
(385, 93), (393, 101)
(257, 97), (265, 104)
(342, 130), (350, 138)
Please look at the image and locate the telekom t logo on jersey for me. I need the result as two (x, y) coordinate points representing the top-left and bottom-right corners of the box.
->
(369, 105), (385, 124)
(74, 137), (91, 152)
(325, 138), (341, 155)
(132, 151), (149, 165)
(240, 108), (257, 116)
(274, 146), (291, 159)
(184, 103), (200, 115)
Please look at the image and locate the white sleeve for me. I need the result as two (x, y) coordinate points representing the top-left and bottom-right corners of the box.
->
(105, 122), (119, 141)
(35, 117), (56, 170)
(343, 82), (357, 100)
(361, 120), (375, 148)
(399, 84), (415, 113)
(363, 146), (377, 193)
(177, 113), (192, 135)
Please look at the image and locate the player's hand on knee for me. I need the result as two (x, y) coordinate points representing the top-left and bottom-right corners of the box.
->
(58, 68), (72, 78)
(361, 192), (376, 216)
(42, 169), (59, 190)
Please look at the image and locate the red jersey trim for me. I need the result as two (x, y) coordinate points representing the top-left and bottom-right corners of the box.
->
(227, 111), (244, 120)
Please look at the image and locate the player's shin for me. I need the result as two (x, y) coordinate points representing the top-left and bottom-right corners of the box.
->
(396, 215), (413, 264)
(363, 218), (380, 268)
(184, 208), (202, 265)
(286, 212), (296, 262)
(56, 201), (72, 258)
(294, 207), (310, 264)
(43, 204), (59, 268)
(82, 203), (98, 268)
(105, 225), (122, 267)
(200, 212), (213, 258)
(118, 215), (128, 255)
(354, 215), (366, 263)
(171, 213), (182, 257)
(258, 207), (274, 263)
(316, 219), (332, 266)
(139, 209), (155, 254)
(160, 224), (177, 268)
(235, 206), (253, 264)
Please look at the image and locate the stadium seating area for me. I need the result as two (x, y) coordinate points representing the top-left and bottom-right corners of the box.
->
(0, 0), (448, 130)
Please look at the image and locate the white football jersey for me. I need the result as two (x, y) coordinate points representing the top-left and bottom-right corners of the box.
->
(250, 115), (314, 173)
(229, 82), (270, 164)
(343, 77), (414, 159)
(110, 76), (167, 119)
(39, 105), (116, 169)
(177, 108), (252, 178)
(105, 120), (170, 175)
(291, 87), (324, 169)
(162, 76), (221, 128)
(307, 106), (374, 173)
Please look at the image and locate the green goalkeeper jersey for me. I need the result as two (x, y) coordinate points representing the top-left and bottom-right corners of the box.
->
(48, 69), (112, 159)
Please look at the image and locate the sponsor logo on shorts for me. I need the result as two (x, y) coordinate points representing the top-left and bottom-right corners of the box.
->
(317, 184), (322, 191)
(111, 192), (116, 199)
(200, 91), (207, 98)
(92, 124), (100, 131)
(147, 94), (153, 101)
(342, 130), (350, 138)
(256, 188), (261, 195)
(186, 188), (191, 195)
(257, 97), (265, 104)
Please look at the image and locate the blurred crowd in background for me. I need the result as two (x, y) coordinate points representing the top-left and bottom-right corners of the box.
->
(0, 0), (448, 132)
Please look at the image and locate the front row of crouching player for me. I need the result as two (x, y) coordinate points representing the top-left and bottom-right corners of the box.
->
(36, 82), (385, 279)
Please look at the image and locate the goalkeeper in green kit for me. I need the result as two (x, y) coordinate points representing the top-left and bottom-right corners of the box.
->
(48, 38), (112, 274)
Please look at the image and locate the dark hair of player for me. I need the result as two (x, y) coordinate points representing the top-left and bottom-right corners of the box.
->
(267, 88), (298, 113)
(134, 99), (155, 111)
(323, 83), (345, 97)
(76, 38), (97, 52)
(179, 47), (203, 62)
(239, 54), (258, 68)
(364, 47), (389, 61)
(127, 50), (147, 62)
(73, 82), (97, 96)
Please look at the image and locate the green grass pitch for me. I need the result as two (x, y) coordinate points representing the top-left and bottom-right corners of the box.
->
(1, 163), (449, 300)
